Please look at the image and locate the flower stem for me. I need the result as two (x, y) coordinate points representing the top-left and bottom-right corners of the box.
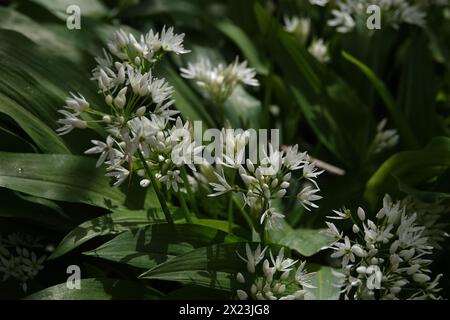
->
(178, 192), (193, 223)
(137, 149), (173, 225)
(232, 196), (253, 230)
(180, 166), (199, 217)
(227, 171), (236, 234)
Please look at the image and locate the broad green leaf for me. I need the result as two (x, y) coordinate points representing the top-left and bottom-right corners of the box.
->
(0, 124), (38, 153)
(0, 8), (85, 63)
(48, 208), (170, 260)
(397, 33), (446, 145)
(120, 0), (201, 18)
(28, 0), (108, 19)
(139, 242), (250, 290)
(84, 224), (240, 269)
(305, 266), (340, 300)
(365, 137), (450, 205)
(0, 152), (125, 208)
(269, 220), (328, 257)
(0, 189), (71, 232)
(24, 278), (161, 300)
(0, 93), (70, 154)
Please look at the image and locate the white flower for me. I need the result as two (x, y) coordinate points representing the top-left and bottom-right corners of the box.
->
(260, 208), (285, 229)
(330, 236), (354, 267)
(308, 38), (330, 63)
(105, 166), (130, 187)
(180, 57), (258, 104)
(326, 208), (351, 220)
(283, 145), (307, 171)
(297, 186), (322, 211)
(208, 171), (233, 197)
(295, 261), (316, 288)
(310, 0), (328, 6)
(270, 247), (298, 273)
(56, 110), (87, 135)
(328, 7), (355, 33)
(84, 136), (123, 168)
(159, 26), (190, 54)
(237, 244), (267, 274)
(236, 289), (248, 300)
(64, 92), (89, 113)
(302, 162), (323, 188)
(372, 118), (399, 154)
(158, 170), (183, 192)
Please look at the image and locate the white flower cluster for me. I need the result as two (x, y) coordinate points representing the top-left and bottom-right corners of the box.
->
(208, 141), (323, 229)
(0, 233), (46, 291)
(310, 0), (446, 33)
(283, 16), (329, 63)
(180, 57), (259, 105)
(235, 244), (316, 300)
(324, 195), (443, 300)
(402, 196), (449, 250)
(308, 38), (330, 63)
(370, 118), (399, 154)
(56, 27), (195, 189)
(283, 16), (311, 44)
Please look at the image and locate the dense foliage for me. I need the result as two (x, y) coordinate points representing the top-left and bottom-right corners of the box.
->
(0, 0), (449, 300)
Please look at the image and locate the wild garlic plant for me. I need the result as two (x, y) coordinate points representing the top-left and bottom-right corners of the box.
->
(324, 195), (443, 300)
(207, 134), (324, 234)
(180, 57), (259, 107)
(56, 26), (194, 224)
(311, 0), (448, 33)
(235, 244), (316, 300)
(0, 233), (46, 291)
(402, 196), (449, 250)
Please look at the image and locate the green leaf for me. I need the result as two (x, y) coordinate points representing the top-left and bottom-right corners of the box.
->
(268, 220), (328, 257)
(27, 0), (108, 20)
(214, 20), (267, 75)
(24, 278), (161, 300)
(84, 224), (240, 269)
(342, 51), (419, 149)
(0, 189), (71, 232)
(305, 266), (340, 300)
(365, 137), (450, 205)
(49, 208), (170, 260)
(0, 152), (125, 209)
(0, 124), (38, 153)
(0, 8), (85, 63)
(140, 242), (246, 290)
(0, 92), (70, 154)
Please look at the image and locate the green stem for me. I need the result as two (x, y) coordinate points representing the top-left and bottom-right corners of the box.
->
(227, 172), (236, 234)
(137, 149), (173, 225)
(180, 167), (199, 217)
(232, 196), (253, 230)
(178, 192), (193, 223)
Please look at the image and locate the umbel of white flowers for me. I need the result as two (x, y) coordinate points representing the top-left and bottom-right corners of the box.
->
(0, 233), (46, 292)
(180, 57), (259, 106)
(56, 26), (199, 192)
(235, 244), (316, 300)
(323, 194), (443, 300)
(309, 0), (448, 33)
(206, 138), (323, 230)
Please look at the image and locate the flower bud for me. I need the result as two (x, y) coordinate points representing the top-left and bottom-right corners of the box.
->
(139, 179), (150, 188)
